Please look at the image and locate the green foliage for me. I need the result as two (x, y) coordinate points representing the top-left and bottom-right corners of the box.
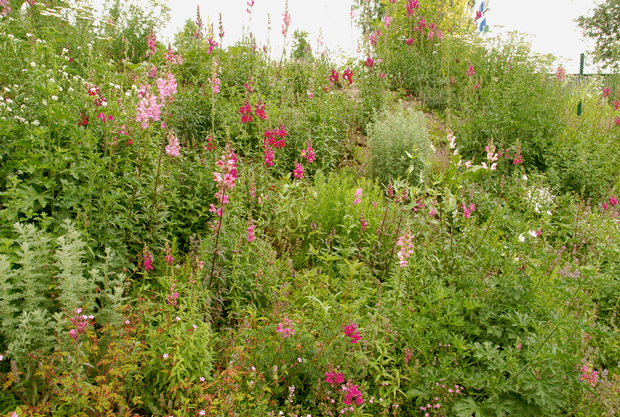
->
(102, 0), (171, 63)
(0, 221), (127, 366)
(2, 1), (620, 416)
(577, 0), (620, 71)
(291, 30), (313, 61)
(367, 103), (432, 186)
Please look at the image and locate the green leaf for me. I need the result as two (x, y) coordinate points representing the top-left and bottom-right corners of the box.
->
(454, 397), (484, 417)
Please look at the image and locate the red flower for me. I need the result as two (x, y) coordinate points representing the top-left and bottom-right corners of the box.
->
(78, 114), (88, 126)
(342, 69), (353, 85)
(329, 69), (339, 84)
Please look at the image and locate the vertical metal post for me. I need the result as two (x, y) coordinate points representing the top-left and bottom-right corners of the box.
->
(578, 53), (584, 116)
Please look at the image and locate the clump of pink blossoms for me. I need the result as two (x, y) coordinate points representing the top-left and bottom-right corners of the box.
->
(293, 163), (304, 179)
(353, 188), (362, 205)
(165, 131), (181, 157)
(397, 232), (414, 268)
(276, 317), (294, 337)
(462, 203), (476, 219)
(211, 145), (238, 216)
(343, 321), (361, 344)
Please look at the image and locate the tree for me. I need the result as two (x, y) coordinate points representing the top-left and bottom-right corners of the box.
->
(577, 0), (620, 70)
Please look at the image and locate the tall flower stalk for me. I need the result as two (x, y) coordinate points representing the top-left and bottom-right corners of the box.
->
(206, 144), (238, 289)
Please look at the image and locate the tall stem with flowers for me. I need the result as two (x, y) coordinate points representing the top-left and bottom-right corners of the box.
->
(206, 144), (238, 290)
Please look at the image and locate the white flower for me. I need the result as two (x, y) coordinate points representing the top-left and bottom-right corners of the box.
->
(4, 87), (10, 92)
(32, 120), (40, 126)
(6, 98), (13, 105)
(522, 174), (528, 181)
(490, 163), (497, 171)
(5, 107), (11, 112)
(546, 210), (552, 216)
(125, 91), (131, 97)
(30, 62), (36, 68)
(58, 87), (63, 92)
(7, 34), (14, 40)
(42, 99), (47, 106)
(62, 48), (68, 54)
(51, 95), (58, 101)
(518, 234), (525, 242)
(101, 101), (107, 107)
(528, 230), (537, 238)
(68, 87), (74, 92)
(49, 78), (55, 84)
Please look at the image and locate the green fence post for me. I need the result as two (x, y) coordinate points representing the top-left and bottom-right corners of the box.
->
(577, 53), (584, 116)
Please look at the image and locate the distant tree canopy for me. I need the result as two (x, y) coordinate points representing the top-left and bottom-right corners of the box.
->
(577, 0), (620, 71)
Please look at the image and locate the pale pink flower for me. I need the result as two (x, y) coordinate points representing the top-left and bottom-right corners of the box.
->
(353, 188), (362, 205)
(397, 232), (414, 268)
(165, 132), (181, 157)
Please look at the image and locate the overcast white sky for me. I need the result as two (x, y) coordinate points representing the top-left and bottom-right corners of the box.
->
(96, 0), (600, 73)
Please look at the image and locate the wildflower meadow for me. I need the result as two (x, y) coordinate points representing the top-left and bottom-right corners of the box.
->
(0, 0), (619, 416)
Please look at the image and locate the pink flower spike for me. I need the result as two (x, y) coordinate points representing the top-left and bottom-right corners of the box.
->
(293, 163), (304, 179)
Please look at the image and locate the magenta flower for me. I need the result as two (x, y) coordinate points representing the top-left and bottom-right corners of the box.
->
(406, 37), (414, 45)
(329, 69), (339, 84)
(555, 66), (566, 81)
(343, 69), (353, 85)
(462, 203), (475, 219)
(264, 146), (275, 166)
(343, 384), (364, 405)
(143, 248), (153, 271)
(293, 163), (304, 179)
(254, 102), (268, 120)
(239, 102), (253, 123)
(609, 195), (618, 206)
(247, 223), (256, 242)
(276, 318), (294, 337)
(365, 57), (375, 68)
(343, 321), (362, 343)
(466, 63), (475, 77)
(406, 0), (419, 18)
(300, 141), (316, 163)
(97, 112), (113, 123)
(147, 30), (157, 55)
(603, 87), (611, 98)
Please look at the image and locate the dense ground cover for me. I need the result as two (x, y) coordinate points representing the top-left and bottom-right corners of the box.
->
(1, 0), (619, 416)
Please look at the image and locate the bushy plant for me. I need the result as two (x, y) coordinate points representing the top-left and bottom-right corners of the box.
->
(367, 102), (433, 186)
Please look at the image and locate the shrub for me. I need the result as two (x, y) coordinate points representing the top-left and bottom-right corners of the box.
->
(367, 102), (432, 186)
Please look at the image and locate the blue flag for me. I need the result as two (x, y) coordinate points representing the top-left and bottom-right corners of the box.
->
(479, 18), (487, 32)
